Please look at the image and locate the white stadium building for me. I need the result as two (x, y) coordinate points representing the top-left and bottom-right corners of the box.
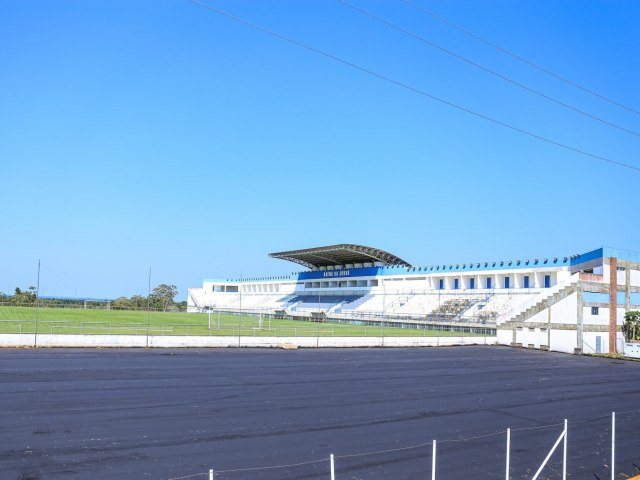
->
(188, 244), (640, 355)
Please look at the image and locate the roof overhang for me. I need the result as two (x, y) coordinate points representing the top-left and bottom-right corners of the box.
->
(269, 244), (412, 269)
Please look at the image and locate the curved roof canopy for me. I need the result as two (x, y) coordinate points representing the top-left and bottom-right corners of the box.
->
(269, 244), (412, 269)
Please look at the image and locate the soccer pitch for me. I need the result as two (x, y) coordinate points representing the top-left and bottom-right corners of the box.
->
(0, 306), (479, 337)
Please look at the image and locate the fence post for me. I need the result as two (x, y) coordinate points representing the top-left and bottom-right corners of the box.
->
(209, 468), (214, 480)
(611, 411), (615, 480)
(563, 418), (567, 480)
(505, 428), (510, 480)
(330, 453), (335, 480)
(432, 439), (437, 480)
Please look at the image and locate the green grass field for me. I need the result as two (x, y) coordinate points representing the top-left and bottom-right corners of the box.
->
(0, 306), (481, 337)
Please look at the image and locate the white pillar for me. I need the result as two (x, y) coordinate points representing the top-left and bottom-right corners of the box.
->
(432, 440), (437, 480)
(505, 428), (510, 480)
(562, 419), (567, 480)
(611, 412), (616, 480)
(330, 453), (335, 480)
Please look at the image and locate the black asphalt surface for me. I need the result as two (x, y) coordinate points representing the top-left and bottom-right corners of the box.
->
(1, 346), (640, 480)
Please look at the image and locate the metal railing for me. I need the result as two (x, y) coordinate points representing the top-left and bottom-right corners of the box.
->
(0, 319), (489, 337)
(168, 410), (640, 480)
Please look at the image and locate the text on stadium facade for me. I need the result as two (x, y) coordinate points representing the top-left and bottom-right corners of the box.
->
(323, 270), (350, 278)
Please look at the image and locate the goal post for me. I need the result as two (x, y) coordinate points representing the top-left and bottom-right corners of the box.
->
(83, 299), (112, 310)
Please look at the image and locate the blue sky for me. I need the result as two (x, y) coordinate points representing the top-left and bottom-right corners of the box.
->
(1, 0), (639, 299)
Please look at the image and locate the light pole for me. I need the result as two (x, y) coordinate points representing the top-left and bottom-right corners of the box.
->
(237, 274), (242, 346)
(145, 267), (151, 348)
(381, 279), (386, 341)
(34, 260), (40, 348)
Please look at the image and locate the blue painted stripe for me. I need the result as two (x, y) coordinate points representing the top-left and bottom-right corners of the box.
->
(618, 291), (626, 304)
(583, 292), (609, 303)
(584, 291), (639, 305)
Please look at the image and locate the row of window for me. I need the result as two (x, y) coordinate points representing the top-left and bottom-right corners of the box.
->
(439, 275), (551, 290)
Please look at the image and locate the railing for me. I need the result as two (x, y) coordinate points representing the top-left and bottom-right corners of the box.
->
(0, 320), (491, 337)
(0, 302), (186, 312)
(496, 273), (580, 325)
(579, 272), (605, 282)
(204, 304), (497, 328)
(169, 410), (638, 480)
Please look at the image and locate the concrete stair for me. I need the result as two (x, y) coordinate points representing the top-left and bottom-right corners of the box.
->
(499, 283), (578, 329)
(496, 273), (580, 326)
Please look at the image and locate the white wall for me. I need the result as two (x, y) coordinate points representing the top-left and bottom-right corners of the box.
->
(549, 330), (578, 354)
(498, 293), (580, 354)
(549, 292), (578, 325)
(0, 334), (496, 349)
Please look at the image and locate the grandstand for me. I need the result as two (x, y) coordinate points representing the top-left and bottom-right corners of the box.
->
(188, 244), (640, 354)
(188, 244), (563, 331)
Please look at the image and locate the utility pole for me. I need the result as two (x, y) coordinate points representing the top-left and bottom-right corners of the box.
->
(146, 267), (151, 348)
(238, 274), (242, 347)
(34, 260), (41, 348)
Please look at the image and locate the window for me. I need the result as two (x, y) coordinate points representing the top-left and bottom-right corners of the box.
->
(544, 275), (551, 288)
(469, 278), (475, 289)
(486, 277), (492, 289)
(454, 278), (459, 290)
(591, 306), (599, 316)
(523, 276), (530, 288)
(439, 279), (444, 290)
(504, 276), (510, 289)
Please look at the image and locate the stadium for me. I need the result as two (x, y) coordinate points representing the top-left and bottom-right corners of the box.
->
(188, 244), (640, 355)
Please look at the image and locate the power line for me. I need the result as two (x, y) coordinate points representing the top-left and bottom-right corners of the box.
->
(337, 0), (640, 138)
(188, 0), (640, 173)
(400, 0), (640, 116)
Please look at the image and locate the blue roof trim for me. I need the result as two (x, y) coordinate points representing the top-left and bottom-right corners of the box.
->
(210, 257), (570, 283)
(570, 247), (640, 267)
(570, 248), (603, 266)
(204, 247), (639, 284)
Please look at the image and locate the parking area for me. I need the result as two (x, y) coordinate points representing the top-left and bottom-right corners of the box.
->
(1, 346), (639, 479)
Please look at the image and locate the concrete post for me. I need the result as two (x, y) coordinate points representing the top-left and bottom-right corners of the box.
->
(576, 289), (584, 354)
(609, 258), (618, 353)
(625, 266), (631, 313)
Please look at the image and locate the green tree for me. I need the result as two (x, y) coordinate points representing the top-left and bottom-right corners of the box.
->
(13, 286), (36, 304)
(622, 311), (640, 342)
(129, 295), (148, 309)
(112, 297), (132, 310)
(176, 300), (187, 312)
(150, 284), (178, 311)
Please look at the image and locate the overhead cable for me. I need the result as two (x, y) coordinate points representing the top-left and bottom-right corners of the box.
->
(400, 0), (640, 116)
(337, 0), (640, 138)
(188, 0), (640, 173)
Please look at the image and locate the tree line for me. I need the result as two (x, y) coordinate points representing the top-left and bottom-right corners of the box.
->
(0, 287), (38, 305)
(112, 284), (186, 311)
(0, 284), (186, 312)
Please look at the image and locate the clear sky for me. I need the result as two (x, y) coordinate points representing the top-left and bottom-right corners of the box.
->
(1, 0), (639, 300)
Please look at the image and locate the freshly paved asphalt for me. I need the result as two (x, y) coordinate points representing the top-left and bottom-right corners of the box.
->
(1, 346), (640, 480)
